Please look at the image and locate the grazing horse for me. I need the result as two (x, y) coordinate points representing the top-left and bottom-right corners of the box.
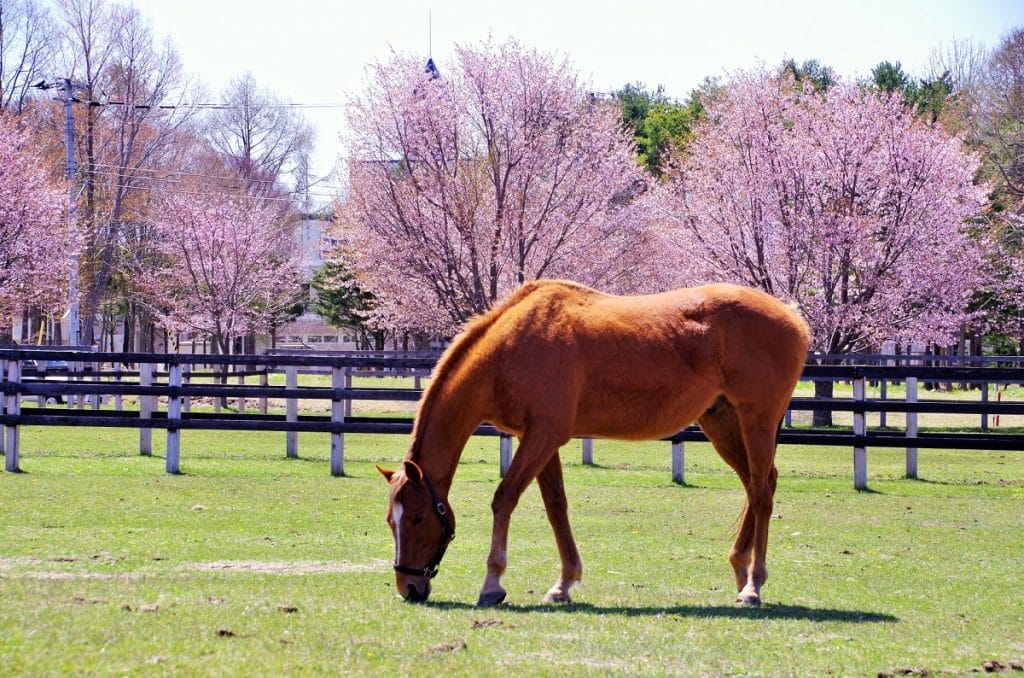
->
(378, 279), (810, 607)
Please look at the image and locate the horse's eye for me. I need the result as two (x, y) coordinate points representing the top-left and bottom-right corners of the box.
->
(412, 516), (425, 526)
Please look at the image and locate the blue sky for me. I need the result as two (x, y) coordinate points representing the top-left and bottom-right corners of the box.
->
(135, 0), (1023, 187)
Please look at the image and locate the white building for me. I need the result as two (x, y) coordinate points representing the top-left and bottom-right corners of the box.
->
(269, 217), (359, 351)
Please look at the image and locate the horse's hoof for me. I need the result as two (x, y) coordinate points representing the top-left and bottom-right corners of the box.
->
(542, 590), (572, 604)
(540, 589), (573, 606)
(476, 590), (507, 608)
(735, 591), (762, 607)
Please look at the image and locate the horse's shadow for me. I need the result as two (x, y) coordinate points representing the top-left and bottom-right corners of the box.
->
(425, 600), (897, 623)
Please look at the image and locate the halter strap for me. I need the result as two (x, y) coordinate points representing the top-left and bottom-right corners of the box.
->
(393, 475), (455, 579)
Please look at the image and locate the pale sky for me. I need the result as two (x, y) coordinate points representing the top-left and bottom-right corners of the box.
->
(134, 0), (1022, 197)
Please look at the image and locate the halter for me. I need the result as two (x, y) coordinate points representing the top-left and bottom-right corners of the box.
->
(392, 475), (455, 579)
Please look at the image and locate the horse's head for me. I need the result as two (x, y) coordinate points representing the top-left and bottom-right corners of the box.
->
(377, 461), (456, 603)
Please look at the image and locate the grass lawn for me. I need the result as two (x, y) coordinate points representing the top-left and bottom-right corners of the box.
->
(0, 426), (1022, 676)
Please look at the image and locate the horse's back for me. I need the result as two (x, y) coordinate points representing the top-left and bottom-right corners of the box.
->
(498, 280), (807, 363)
(477, 280), (808, 440)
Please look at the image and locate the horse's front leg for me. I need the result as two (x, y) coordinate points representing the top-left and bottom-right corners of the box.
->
(536, 452), (582, 603)
(478, 431), (563, 608)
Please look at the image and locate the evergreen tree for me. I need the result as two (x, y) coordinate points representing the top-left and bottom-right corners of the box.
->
(614, 82), (705, 176)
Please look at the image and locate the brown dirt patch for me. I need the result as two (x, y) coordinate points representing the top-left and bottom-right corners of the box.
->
(182, 559), (389, 575)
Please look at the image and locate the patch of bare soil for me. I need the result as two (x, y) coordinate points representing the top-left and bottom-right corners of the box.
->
(10, 570), (145, 580)
(1, 556), (148, 580)
(0, 557), (45, 569)
(982, 660), (1024, 673)
(182, 559), (389, 575)
(428, 639), (467, 654)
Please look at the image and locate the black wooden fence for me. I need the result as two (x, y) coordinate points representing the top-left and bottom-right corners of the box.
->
(1, 348), (1022, 489)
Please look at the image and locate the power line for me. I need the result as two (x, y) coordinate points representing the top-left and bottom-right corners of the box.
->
(32, 80), (346, 208)
(87, 170), (342, 203)
(33, 80), (347, 110)
(87, 168), (343, 200)
(102, 101), (347, 110)
(86, 162), (348, 192)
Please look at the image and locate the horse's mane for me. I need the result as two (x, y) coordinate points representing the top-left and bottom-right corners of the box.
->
(408, 282), (546, 459)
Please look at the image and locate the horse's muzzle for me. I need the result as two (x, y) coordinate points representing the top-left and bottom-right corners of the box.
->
(403, 579), (430, 603)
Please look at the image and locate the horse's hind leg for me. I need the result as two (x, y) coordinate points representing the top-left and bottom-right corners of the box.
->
(698, 399), (756, 594)
(536, 452), (583, 603)
(478, 428), (568, 607)
(734, 404), (783, 606)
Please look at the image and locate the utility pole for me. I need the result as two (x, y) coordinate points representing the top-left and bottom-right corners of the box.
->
(34, 78), (87, 346)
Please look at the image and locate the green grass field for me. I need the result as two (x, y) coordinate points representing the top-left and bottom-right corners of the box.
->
(1, 422), (1022, 676)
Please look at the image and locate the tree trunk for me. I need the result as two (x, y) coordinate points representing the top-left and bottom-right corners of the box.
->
(812, 379), (834, 427)
(215, 333), (230, 409)
(122, 304), (134, 353)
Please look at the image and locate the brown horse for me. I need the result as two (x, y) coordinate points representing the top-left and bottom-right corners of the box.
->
(377, 279), (810, 607)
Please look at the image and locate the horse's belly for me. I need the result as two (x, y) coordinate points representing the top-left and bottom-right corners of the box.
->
(572, 386), (714, 441)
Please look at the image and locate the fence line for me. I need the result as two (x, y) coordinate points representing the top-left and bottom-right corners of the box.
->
(1, 349), (1022, 488)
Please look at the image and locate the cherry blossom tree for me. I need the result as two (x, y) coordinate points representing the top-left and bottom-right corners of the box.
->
(131, 190), (304, 354)
(663, 70), (989, 354)
(0, 113), (69, 336)
(341, 38), (654, 333)
(50, 0), (201, 346)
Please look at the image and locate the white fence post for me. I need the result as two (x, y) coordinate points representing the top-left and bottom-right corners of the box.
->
(139, 361), (153, 456)
(581, 438), (594, 466)
(259, 367), (268, 416)
(672, 440), (685, 485)
(331, 366), (345, 477)
(114, 363), (124, 411)
(236, 368), (246, 414)
(285, 365), (298, 458)
(499, 434), (512, 477)
(213, 364), (222, 414)
(5, 359), (21, 472)
(980, 381), (989, 431)
(167, 363), (182, 474)
(878, 378), (887, 428)
(75, 360), (85, 410)
(853, 376), (867, 490)
(905, 376), (918, 479)
(91, 360), (101, 409)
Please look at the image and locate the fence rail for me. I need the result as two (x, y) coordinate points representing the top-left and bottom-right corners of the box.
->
(2, 348), (1022, 488)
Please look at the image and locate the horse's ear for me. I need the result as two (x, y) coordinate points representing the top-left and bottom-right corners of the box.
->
(376, 465), (395, 483)
(403, 460), (423, 485)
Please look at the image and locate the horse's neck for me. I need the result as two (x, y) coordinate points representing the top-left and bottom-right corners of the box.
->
(408, 367), (487, 496)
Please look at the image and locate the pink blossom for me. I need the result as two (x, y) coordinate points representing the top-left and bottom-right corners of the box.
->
(341, 38), (654, 333)
(0, 114), (70, 326)
(131, 191), (304, 352)
(661, 71), (990, 352)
